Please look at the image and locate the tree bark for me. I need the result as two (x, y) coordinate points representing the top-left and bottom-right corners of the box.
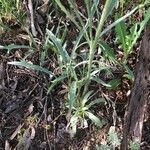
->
(121, 24), (150, 150)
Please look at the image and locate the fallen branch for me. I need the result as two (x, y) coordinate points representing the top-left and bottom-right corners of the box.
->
(121, 24), (150, 149)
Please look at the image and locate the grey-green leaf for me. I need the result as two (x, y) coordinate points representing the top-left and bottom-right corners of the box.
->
(46, 29), (70, 63)
(91, 77), (111, 87)
(106, 78), (121, 89)
(82, 90), (94, 106)
(0, 44), (31, 53)
(87, 98), (106, 109)
(99, 41), (117, 63)
(68, 81), (77, 112)
(115, 13), (128, 53)
(8, 61), (54, 77)
(85, 111), (102, 127)
(47, 75), (67, 94)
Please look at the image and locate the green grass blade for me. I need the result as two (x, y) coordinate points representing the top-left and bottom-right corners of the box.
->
(86, 98), (106, 109)
(106, 78), (121, 89)
(54, 0), (80, 30)
(91, 77), (111, 87)
(105, 0), (118, 19)
(100, 6), (139, 36)
(84, 0), (99, 40)
(68, 81), (77, 113)
(94, 0), (118, 44)
(71, 30), (84, 59)
(0, 44), (31, 53)
(85, 111), (102, 127)
(87, 0), (118, 80)
(25, 28), (39, 49)
(8, 61), (54, 77)
(82, 90), (93, 106)
(115, 13), (128, 54)
(123, 64), (134, 81)
(47, 75), (67, 94)
(91, 66), (112, 76)
(46, 29), (70, 63)
(67, 0), (90, 43)
(99, 41), (118, 63)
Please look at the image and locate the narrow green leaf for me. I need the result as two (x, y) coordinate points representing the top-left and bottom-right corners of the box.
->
(123, 64), (134, 81)
(91, 77), (111, 87)
(100, 6), (139, 36)
(66, 0), (90, 43)
(68, 81), (77, 112)
(47, 75), (67, 94)
(0, 44), (31, 53)
(54, 0), (80, 30)
(82, 90), (93, 106)
(99, 41), (117, 63)
(94, 0), (118, 44)
(87, 98), (106, 109)
(71, 25), (87, 59)
(115, 13), (128, 54)
(107, 78), (121, 89)
(8, 61), (54, 77)
(130, 23), (138, 40)
(91, 67), (111, 76)
(46, 29), (70, 63)
(85, 111), (102, 127)
(0, 45), (31, 50)
(105, 0), (118, 19)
